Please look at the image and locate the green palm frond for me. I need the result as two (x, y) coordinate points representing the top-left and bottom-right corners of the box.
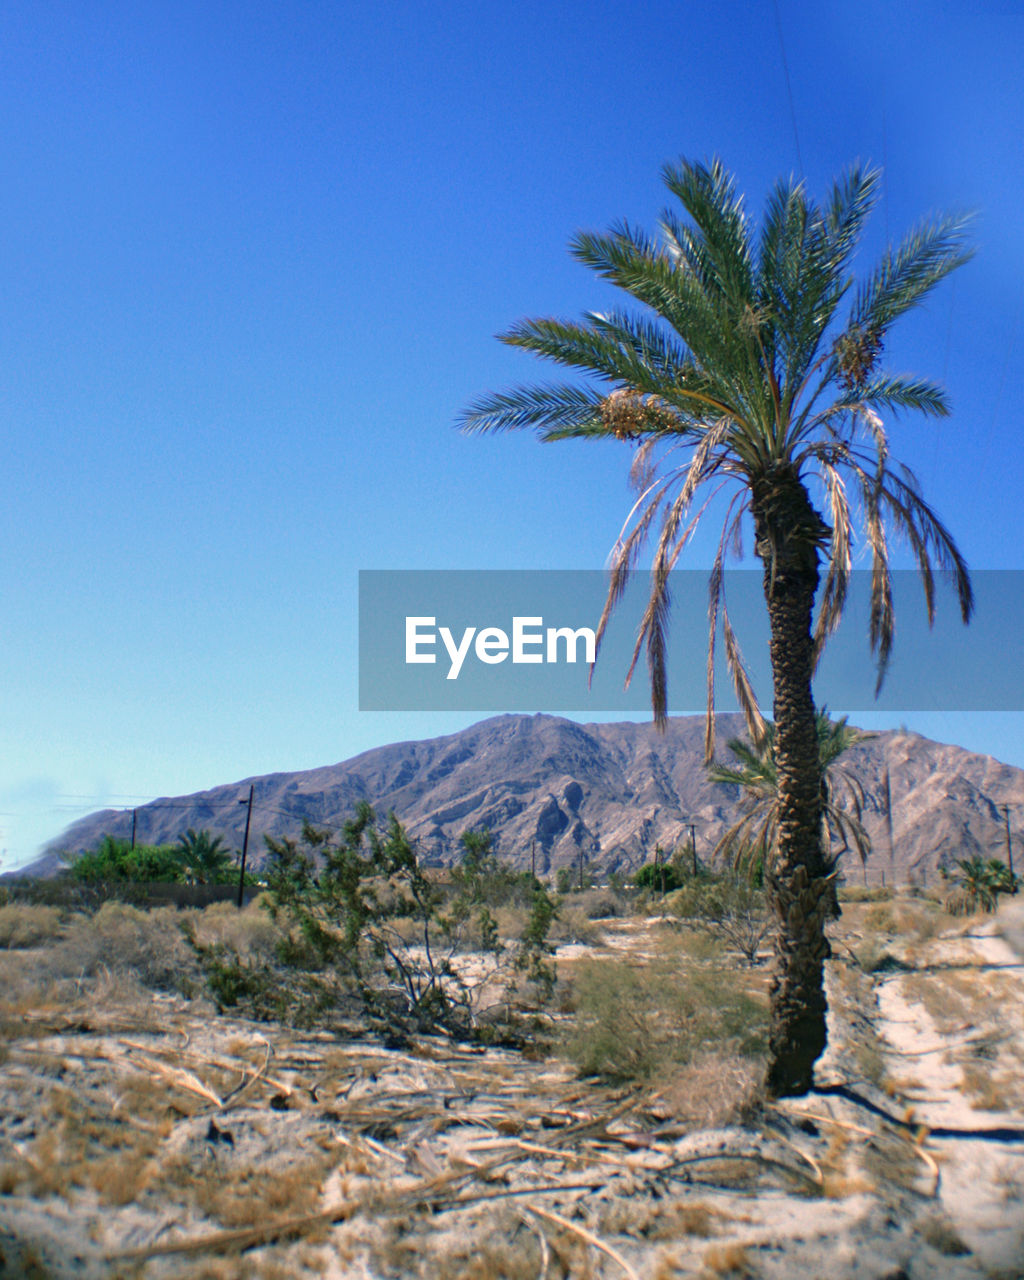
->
(709, 710), (873, 878)
(853, 213), (975, 337)
(460, 155), (972, 747)
(459, 383), (605, 435)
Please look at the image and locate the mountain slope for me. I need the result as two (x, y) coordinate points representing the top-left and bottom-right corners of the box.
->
(30, 713), (1024, 886)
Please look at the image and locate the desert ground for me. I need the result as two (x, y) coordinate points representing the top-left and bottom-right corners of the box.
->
(1, 890), (1023, 1280)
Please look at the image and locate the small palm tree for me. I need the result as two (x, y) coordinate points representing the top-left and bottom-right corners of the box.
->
(945, 856), (1020, 915)
(461, 157), (972, 1095)
(709, 710), (872, 887)
(176, 829), (234, 885)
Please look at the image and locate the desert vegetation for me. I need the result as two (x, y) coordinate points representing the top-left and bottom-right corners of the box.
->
(2, 851), (1023, 1277)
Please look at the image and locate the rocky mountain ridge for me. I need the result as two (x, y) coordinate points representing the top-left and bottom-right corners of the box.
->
(28, 713), (1024, 886)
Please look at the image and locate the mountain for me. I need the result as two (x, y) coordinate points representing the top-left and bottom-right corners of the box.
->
(25, 713), (1024, 887)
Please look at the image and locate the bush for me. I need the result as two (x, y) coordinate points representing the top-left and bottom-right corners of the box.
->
(63, 836), (187, 884)
(54, 902), (197, 991)
(562, 956), (767, 1083)
(188, 805), (558, 1039)
(0, 904), (63, 949)
(633, 862), (687, 894)
(665, 873), (772, 966)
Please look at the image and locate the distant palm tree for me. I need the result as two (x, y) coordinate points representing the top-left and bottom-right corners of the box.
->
(945, 855), (1020, 915)
(461, 157), (972, 1095)
(709, 710), (872, 888)
(176, 829), (234, 884)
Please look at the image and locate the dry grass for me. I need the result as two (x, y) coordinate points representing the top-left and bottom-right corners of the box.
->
(959, 1062), (1018, 1112)
(0, 903), (63, 948)
(51, 901), (198, 990)
(915, 1211), (971, 1256)
(701, 1242), (752, 1276)
(158, 1153), (337, 1229)
(600, 1196), (740, 1241)
(373, 1208), (544, 1280)
(860, 898), (953, 942)
(0, 1081), (163, 1203)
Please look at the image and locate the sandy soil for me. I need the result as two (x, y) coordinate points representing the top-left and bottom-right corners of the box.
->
(1, 898), (1023, 1279)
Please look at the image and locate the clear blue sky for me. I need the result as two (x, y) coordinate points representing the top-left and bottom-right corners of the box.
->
(2, 0), (1022, 868)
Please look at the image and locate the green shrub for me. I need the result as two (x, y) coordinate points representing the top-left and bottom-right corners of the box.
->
(664, 874), (771, 966)
(62, 835), (187, 884)
(188, 805), (557, 1039)
(633, 862), (687, 893)
(562, 956), (767, 1083)
(943, 856), (1019, 916)
(554, 865), (595, 895)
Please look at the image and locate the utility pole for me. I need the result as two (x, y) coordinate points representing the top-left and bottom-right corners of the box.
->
(237, 785), (254, 908)
(883, 768), (895, 888)
(130, 809), (137, 851)
(578, 848), (585, 892)
(531, 841), (536, 879)
(689, 823), (697, 877)
(1001, 805), (1015, 879)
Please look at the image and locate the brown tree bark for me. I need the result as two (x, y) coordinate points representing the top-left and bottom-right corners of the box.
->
(752, 468), (834, 1097)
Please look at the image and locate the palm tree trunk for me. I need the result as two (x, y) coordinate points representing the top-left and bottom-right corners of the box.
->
(753, 473), (833, 1097)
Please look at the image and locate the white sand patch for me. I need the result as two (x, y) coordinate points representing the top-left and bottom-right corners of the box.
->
(872, 930), (1024, 1272)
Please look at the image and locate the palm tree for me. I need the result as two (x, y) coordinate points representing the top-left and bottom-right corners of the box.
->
(460, 158), (973, 1095)
(176, 828), (234, 885)
(710, 709), (872, 888)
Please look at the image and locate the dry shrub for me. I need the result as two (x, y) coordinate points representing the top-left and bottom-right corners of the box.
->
(702, 1243), (752, 1276)
(838, 886), (893, 904)
(651, 1053), (763, 1130)
(561, 956), (766, 1083)
(490, 904), (530, 942)
(574, 887), (626, 919)
(53, 902), (198, 991)
(862, 897), (952, 941)
(187, 899), (284, 964)
(0, 903), (63, 948)
(549, 905), (605, 947)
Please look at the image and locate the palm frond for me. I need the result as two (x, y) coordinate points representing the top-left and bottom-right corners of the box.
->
(461, 155), (972, 810)
(458, 383), (605, 435)
(852, 212), (974, 336)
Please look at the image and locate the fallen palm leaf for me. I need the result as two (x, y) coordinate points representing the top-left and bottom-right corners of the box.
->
(524, 1205), (641, 1280)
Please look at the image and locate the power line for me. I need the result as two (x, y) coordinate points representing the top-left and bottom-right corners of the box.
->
(772, 0), (803, 176)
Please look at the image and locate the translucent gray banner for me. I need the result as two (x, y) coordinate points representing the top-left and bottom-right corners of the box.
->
(358, 570), (1022, 712)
